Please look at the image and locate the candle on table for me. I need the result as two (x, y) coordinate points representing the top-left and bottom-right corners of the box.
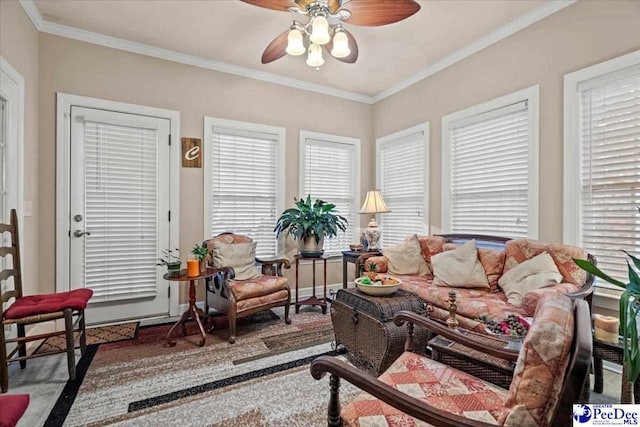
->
(187, 259), (199, 277)
(594, 314), (619, 344)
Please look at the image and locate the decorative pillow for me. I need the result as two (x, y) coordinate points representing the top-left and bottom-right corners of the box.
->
(500, 293), (574, 427)
(363, 256), (388, 273)
(498, 252), (562, 306)
(211, 241), (261, 280)
(441, 243), (505, 292)
(382, 234), (431, 276)
(431, 239), (489, 288)
(416, 235), (446, 267)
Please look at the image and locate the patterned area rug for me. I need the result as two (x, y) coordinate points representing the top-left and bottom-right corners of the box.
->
(45, 307), (358, 426)
(34, 322), (140, 355)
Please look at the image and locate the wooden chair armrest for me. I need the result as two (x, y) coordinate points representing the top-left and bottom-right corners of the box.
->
(393, 311), (519, 362)
(255, 257), (290, 276)
(310, 355), (497, 427)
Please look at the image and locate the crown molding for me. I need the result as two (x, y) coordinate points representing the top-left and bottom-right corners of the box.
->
(20, 0), (576, 105)
(18, 1), (373, 104)
(371, 0), (577, 103)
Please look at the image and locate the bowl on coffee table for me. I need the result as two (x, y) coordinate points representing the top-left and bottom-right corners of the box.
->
(355, 275), (401, 296)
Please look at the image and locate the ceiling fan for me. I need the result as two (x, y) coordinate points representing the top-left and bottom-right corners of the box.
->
(240, 0), (421, 67)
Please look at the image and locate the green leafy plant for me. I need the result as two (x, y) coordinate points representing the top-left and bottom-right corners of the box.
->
(574, 251), (640, 383)
(157, 248), (180, 266)
(191, 244), (208, 261)
(274, 195), (348, 243)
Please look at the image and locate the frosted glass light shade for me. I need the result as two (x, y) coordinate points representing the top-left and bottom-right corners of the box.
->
(310, 16), (331, 45)
(306, 43), (324, 67)
(286, 28), (305, 56)
(331, 30), (350, 58)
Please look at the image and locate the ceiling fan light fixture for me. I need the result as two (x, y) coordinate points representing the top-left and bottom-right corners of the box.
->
(286, 28), (305, 56)
(306, 43), (324, 67)
(309, 16), (331, 45)
(331, 28), (350, 58)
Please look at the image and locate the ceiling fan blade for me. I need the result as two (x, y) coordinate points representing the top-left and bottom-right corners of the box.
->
(261, 30), (290, 64)
(325, 29), (359, 63)
(240, 0), (295, 12)
(339, 0), (420, 26)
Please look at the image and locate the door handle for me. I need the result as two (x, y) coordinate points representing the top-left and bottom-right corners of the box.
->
(73, 230), (92, 237)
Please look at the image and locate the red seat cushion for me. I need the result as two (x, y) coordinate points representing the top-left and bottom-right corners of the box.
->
(3, 289), (93, 320)
(0, 394), (29, 427)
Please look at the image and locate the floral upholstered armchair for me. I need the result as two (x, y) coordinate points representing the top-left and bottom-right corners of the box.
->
(203, 233), (291, 343)
(311, 292), (591, 427)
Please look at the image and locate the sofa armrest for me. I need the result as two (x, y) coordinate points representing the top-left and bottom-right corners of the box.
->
(310, 355), (497, 427)
(255, 257), (291, 277)
(393, 311), (519, 363)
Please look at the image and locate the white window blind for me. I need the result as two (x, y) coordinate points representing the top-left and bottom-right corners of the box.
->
(301, 136), (358, 256)
(210, 125), (279, 258)
(448, 101), (530, 238)
(378, 130), (427, 247)
(84, 121), (159, 301)
(578, 65), (640, 281)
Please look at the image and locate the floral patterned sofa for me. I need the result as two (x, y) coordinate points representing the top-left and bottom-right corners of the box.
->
(360, 234), (595, 334)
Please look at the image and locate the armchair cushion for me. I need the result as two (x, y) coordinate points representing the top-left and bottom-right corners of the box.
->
(229, 275), (289, 301)
(500, 293), (574, 427)
(341, 351), (507, 426)
(211, 241), (261, 280)
(3, 289), (93, 320)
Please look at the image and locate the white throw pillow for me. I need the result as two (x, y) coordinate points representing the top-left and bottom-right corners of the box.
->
(498, 252), (562, 306)
(431, 239), (489, 289)
(212, 241), (261, 280)
(382, 235), (431, 276)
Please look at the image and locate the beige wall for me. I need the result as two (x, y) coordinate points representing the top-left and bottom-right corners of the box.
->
(38, 34), (373, 302)
(0, 0), (39, 295)
(373, 0), (640, 243)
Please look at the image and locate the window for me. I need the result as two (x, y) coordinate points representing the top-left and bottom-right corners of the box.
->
(204, 118), (284, 258)
(299, 131), (360, 256)
(376, 123), (429, 247)
(564, 52), (640, 282)
(442, 86), (539, 238)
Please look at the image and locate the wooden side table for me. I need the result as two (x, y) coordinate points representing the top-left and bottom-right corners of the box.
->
(163, 267), (219, 347)
(593, 337), (640, 403)
(342, 250), (381, 288)
(294, 255), (328, 314)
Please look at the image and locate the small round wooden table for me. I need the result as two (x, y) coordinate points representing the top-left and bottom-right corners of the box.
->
(163, 267), (219, 347)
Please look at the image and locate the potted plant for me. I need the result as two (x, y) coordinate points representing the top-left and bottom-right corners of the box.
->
(157, 248), (181, 278)
(574, 251), (640, 383)
(191, 244), (209, 272)
(274, 195), (348, 257)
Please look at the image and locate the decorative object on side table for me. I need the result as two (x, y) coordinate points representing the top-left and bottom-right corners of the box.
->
(274, 194), (348, 257)
(157, 248), (181, 278)
(574, 251), (640, 383)
(191, 244), (209, 272)
(359, 190), (391, 250)
(480, 314), (532, 350)
(355, 275), (400, 296)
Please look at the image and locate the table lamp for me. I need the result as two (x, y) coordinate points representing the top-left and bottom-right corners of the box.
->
(359, 190), (391, 250)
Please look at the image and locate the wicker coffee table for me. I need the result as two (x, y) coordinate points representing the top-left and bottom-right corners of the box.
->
(429, 332), (516, 389)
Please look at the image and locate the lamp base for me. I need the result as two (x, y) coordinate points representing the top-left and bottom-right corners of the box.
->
(364, 220), (381, 251)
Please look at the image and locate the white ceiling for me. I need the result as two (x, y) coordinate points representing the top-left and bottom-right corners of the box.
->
(31, 0), (555, 98)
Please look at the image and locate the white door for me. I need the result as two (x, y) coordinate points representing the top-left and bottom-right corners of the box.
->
(69, 107), (171, 324)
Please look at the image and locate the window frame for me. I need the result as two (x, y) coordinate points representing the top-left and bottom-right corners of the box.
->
(299, 130), (361, 257)
(203, 116), (286, 257)
(441, 85), (539, 239)
(563, 49), (640, 293)
(376, 122), (430, 244)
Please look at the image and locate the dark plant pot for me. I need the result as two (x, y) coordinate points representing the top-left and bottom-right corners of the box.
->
(166, 261), (182, 278)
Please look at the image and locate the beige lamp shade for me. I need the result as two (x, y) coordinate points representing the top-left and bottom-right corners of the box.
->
(360, 190), (391, 214)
